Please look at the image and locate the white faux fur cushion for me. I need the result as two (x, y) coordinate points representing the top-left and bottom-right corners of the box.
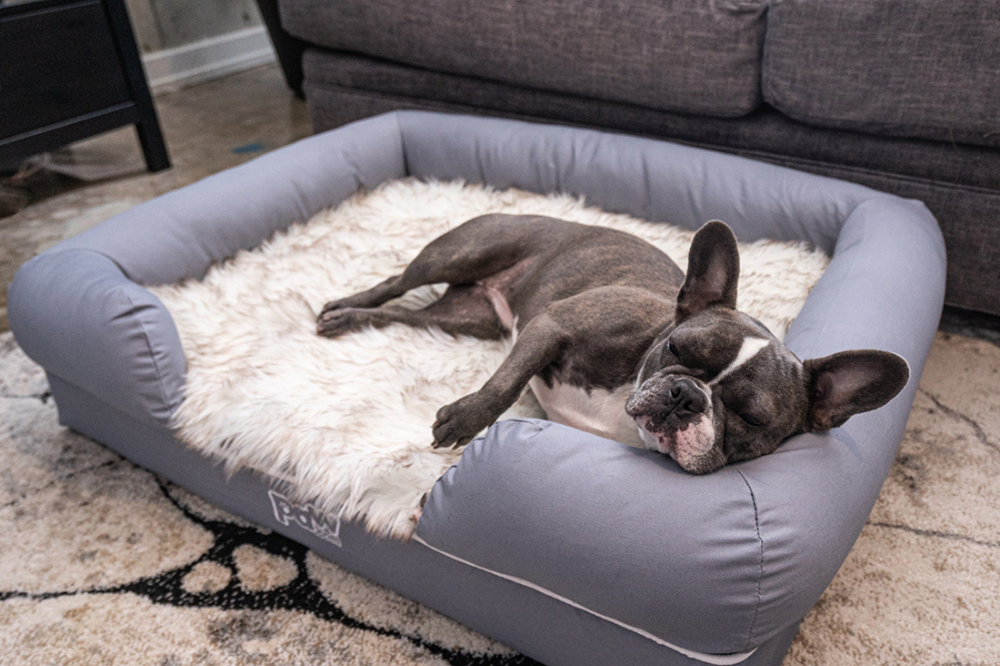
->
(150, 179), (830, 540)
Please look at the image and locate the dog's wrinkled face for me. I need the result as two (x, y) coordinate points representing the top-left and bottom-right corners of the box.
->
(626, 308), (808, 474)
(626, 221), (910, 474)
(627, 310), (808, 473)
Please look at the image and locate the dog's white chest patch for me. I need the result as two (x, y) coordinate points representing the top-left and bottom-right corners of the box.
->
(528, 377), (642, 447)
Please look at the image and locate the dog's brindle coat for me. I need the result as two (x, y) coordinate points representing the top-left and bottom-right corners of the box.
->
(317, 215), (909, 474)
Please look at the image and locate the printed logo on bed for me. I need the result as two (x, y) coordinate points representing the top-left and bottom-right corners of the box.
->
(267, 489), (343, 547)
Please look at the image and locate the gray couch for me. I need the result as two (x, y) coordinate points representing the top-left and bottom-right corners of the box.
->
(259, 0), (999, 316)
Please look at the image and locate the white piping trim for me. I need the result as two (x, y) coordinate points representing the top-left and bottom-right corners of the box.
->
(411, 534), (757, 665)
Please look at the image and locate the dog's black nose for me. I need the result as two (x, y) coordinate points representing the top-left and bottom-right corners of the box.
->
(666, 380), (706, 417)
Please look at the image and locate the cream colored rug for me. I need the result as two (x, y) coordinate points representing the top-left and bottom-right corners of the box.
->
(2, 327), (998, 665)
(150, 178), (829, 540)
(0, 333), (527, 666)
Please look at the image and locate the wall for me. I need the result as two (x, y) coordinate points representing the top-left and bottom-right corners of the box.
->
(124, 0), (276, 94)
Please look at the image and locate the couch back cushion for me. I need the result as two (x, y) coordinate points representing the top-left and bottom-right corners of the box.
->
(279, 0), (768, 118)
(764, 0), (1000, 149)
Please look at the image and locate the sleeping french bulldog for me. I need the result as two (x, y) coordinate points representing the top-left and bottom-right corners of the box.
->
(317, 215), (909, 474)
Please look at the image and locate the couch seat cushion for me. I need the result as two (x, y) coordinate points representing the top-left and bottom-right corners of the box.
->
(279, 0), (768, 118)
(763, 0), (1000, 149)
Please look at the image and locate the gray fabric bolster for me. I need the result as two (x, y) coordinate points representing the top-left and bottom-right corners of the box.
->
(419, 419), (766, 656)
(396, 111), (879, 254)
(53, 113), (407, 286)
(738, 196), (945, 643)
(9, 114), (407, 428)
(8, 250), (185, 428)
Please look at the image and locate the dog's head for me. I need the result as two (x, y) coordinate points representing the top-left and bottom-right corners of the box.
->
(625, 221), (910, 474)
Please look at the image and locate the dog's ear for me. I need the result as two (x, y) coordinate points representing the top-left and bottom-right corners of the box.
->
(676, 220), (740, 322)
(803, 350), (910, 431)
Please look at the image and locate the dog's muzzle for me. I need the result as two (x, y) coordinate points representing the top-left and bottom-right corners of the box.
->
(626, 376), (708, 423)
(626, 375), (717, 465)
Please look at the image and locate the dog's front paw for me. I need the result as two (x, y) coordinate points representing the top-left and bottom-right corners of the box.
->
(317, 307), (374, 338)
(432, 395), (487, 448)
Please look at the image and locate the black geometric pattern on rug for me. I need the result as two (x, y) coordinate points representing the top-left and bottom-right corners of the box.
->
(1, 472), (539, 666)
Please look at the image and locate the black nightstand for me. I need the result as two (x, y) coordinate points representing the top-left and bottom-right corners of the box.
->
(0, 0), (170, 172)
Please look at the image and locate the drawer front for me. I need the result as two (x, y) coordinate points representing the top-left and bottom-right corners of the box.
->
(0, 0), (132, 140)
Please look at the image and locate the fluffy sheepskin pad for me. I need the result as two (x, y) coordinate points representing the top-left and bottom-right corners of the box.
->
(150, 179), (830, 540)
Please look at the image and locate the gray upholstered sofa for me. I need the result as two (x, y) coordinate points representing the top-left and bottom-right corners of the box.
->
(256, 0), (1000, 315)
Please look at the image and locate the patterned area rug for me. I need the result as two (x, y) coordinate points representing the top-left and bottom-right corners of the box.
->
(2, 326), (999, 664)
(0, 332), (532, 666)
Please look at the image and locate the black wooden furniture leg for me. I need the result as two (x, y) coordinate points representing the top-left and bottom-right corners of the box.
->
(103, 0), (171, 172)
(134, 118), (171, 172)
(255, 0), (306, 98)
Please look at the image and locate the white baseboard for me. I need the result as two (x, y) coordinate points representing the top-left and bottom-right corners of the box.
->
(142, 26), (277, 95)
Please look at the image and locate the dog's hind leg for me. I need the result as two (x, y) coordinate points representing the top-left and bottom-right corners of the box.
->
(319, 273), (409, 313)
(318, 214), (546, 320)
(317, 284), (506, 339)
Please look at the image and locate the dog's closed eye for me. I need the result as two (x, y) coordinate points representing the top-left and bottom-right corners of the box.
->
(736, 411), (764, 427)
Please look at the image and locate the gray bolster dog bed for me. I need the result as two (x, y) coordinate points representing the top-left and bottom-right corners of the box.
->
(8, 112), (945, 665)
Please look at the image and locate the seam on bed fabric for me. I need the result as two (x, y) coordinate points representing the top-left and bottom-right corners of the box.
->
(825, 203), (870, 344)
(785, 196), (866, 346)
(43, 371), (164, 430)
(393, 111), (411, 177)
(35, 247), (149, 287)
(735, 467), (765, 652)
(116, 286), (178, 419)
(411, 533), (757, 665)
